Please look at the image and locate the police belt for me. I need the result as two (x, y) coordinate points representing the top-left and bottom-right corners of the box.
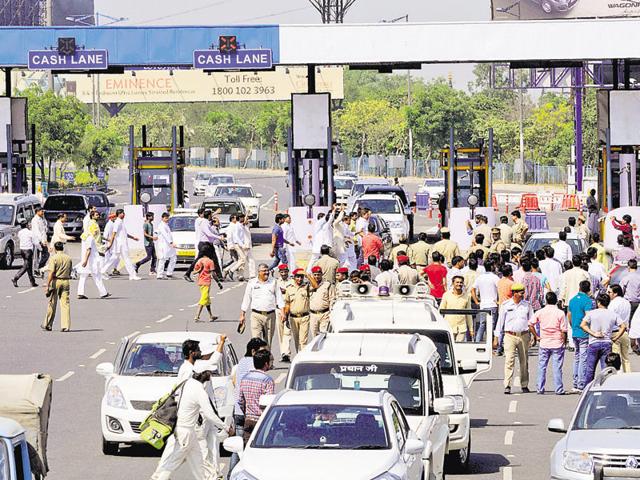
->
(310, 308), (330, 314)
(251, 309), (275, 316)
(289, 312), (310, 318)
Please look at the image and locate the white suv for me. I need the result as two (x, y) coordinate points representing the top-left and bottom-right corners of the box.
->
(329, 281), (494, 472)
(225, 389), (433, 480)
(347, 193), (409, 244)
(548, 369), (640, 479)
(0, 194), (41, 269)
(286, 332), (453, 480)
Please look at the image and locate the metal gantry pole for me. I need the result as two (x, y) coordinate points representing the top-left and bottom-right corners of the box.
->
(606, 127), (613, 211)
(447, 126), (455, 215)
(488, 128), (494, 207)
(574, 67), (584, 192)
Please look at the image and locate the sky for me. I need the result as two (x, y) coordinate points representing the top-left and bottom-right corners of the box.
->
(94, 0), (492, 90)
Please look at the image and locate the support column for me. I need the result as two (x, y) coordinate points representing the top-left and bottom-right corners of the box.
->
(574, 67), (584, 192)
(4, 67), (11, 96)
(447, 127), (455, 216)
(307, 64), (316, 94)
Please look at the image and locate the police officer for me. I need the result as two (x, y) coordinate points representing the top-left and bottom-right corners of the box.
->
(309, 266), (336, 336)
(335, 267), (349, 284)
(283, 269), (319, 352)
(408, 232), (431, 270)
(276, 264), (293, 362)
(432, 227), (460, 266)
(42, 242), (73, 332)
(489, 227), (507, 254)
(396, 255), (419, 285)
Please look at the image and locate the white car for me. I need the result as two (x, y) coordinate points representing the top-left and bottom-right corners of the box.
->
(286, 331), (453, 479)
(329, 281), (494, 472)
(202, 174), (236, 197)
(348, 193), (409, 244)
(168, 209), (198, 263)
(523, 232), (588, 256)
(418, 178), (445, 204)
(334, 175), (355, 204)
(225, 389), (435, 480)
(96, 331), (238, 455)
(193, 173), (235, 196)
(211, 184), (262, 227)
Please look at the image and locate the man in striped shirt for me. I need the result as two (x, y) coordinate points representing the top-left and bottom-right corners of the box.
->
(238, 349), (274, 445)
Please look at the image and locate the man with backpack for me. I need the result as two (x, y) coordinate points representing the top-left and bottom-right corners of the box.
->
(150, 362), (226, 480)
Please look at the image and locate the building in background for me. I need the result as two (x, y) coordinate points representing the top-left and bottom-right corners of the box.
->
(0, 0), (45, 26)
(51, 0), (94, 26)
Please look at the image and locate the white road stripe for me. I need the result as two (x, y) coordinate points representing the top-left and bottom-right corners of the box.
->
(106, 341), (116, 345)
(56, 371), (75, 382)
(179, 308), (185, 312)
(78, 364), (85, 368)
(504, 430), (514, 445)
(145, 325), (151, 329)
(126, 330), (141, 339)
(156, 315), (173, 324)
(188, 303), (199, 308)
(503, 466), (513, 480)
(217, 288), (231, 295)
(508, 400), (517, 413)
(275, 373), (287, 384)
(6, 295), (11, 298)
(89, 348), (106, 359)
(18, 287), (36, 294)
(262, 194), (276, 207)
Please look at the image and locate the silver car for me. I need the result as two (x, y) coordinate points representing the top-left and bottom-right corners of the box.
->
(548, 369), (640, 479)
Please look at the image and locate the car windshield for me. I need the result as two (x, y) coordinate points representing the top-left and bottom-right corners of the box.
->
(290, 363), (423, 416)
(120, 342), (185, 376)
(352, 182), (388, 195)
(83, 194), (108, 207)
(168, 216), (196, 232)
(355, 199), (401, 215)
(215, 186), (254, 197)
(44, 196), (86, 210)
(208, 176), (234, 185)
(196, 173), (212, 180)
(525, 238), (583, 256)
(423, 179), (444, 187)
(252, 404), (389, 449)
(0, 205), (15, 225)
(202, 202), (243, 215)
(335, 178), (354, 190)
(573, 390), (640, 430)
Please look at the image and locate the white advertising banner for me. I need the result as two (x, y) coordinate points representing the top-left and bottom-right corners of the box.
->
(492, 0), (640, 20)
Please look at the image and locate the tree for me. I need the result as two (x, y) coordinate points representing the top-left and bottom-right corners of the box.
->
(525, 93), (574, 165)
(21, 85), (89, 181)
(254, 103), (290, 168)
(77, 123), (121, 176)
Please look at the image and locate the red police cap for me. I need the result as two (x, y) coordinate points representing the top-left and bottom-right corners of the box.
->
(278, 264), (289, 271)
(311, 266), (323, 273)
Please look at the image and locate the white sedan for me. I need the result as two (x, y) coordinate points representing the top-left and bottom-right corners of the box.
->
(225, 389), (426, 480)
(210, 184), (262, 228)
(96, 331), (238, 455)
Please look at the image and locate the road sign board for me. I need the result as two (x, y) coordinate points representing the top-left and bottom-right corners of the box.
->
(28, 49), (109, 70)
(97, 169), (105, 180)
(193, 49), (272, 70)
(63, 172), (75, 182)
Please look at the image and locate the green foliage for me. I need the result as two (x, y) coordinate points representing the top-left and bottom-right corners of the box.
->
(77, 123), (121, 175)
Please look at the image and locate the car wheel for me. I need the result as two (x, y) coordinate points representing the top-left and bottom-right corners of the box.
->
(102, 437), (119, 455)
(541, 1), (553, 13)
(445, 434), (471, 473)
(0, 242), (14, 269)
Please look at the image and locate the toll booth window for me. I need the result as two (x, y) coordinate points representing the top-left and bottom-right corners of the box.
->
(0, 205), (14, 224)
(140, 172), (170, 187)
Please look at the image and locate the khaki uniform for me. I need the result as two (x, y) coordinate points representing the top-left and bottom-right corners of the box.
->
(285, 282), (312, 352)
(498, 224), (513, 248)
(489, 239), (508, 254)
(467, 244), (489, 260)
(397, 265), (420, 285)
(276, 278), (293, 357)
(407, 241), (431, 267)
(43, 252), (73, 331)
(310, 281), (336, 336)
(511, 219), (529, 246)
(439, 290), (472, 341)
(314, 255), (340, 284)
(612, 332), (632, 373)
(472, 223), (493, 248)
(432, 239), (461, 266)
(390, 244), (409, 263)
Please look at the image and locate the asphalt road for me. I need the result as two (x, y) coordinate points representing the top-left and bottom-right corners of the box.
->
(2, 168), (635, 480)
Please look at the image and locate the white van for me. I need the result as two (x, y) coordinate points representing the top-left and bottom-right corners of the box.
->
(287, 332), (453, 480)
(328, 281), (494, 472)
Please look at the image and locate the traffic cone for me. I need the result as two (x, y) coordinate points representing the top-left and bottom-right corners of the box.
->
(428, 207), (433, 219)
(274, 192), (279, 212)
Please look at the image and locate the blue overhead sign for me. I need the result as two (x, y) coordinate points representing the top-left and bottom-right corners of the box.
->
(28, 49), (109, 70)
(193, 49), (272, 70)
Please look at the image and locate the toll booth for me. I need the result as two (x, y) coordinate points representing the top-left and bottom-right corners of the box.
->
(129, 125), (186, 211)
(599, 146), (640, 211)
(0, 98), (32, 194)
(440, 145), (491, 210)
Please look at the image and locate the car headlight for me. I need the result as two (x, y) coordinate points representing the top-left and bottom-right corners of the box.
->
(0, 231), (5, 239)
(563, 451), (594, 474)
(230, 470), (260, 480)
(372, 474), (401, 480)
(106, 385), (127, 409)
(449, 394), (466, 414)
(388, 221), (403, 228)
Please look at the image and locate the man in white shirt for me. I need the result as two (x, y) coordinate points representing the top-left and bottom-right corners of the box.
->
(82, 205), (98, 232)
(608, 284), (632, 373)
(101, 213), (117, 275)
(223, 214), (247, 281)
(240, 216), (255, 278)
(587, 246), (608, 288)
(553, 231), (573, 265)
(375, 259), (400, 289)
(239, 263), (285, 348)
(77, 211), (109, 299)
(150, 361), (226, 480)
(12, 220), (37, 287)
(471, 260), (500, 342)
(307, 210), (334, 271)
(101, 209), (141, 280)
(282, 214), (301, 272)
(31, 206), (49, 274)
(51, 213), (74, 247)
(155, 212), (177, 280)
(540, 246), (563, 295)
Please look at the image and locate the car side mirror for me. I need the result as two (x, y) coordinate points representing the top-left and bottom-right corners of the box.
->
(433, 397), (455, 415)
(96, 362), (114, 377)
(223, 436), (244, 454)
(404, 438), (424, 456)
(256, 193), (263, 199)
(547, 418), (567, 434)
(458, 359), (477, 374)
(109, 203), (115, 208)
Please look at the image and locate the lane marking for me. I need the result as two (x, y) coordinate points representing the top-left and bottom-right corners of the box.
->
(508, 400), (517, 413)
(6, 295), (11, 298)
(89, 348), (106, 359)
(145, 325), (151, 329)
(275, 373), (287, 384)
(514, 421), (522, 425)
(106, 341), (116, 345)
(188, 302), (199, 308)
(503, 466), (513, 480)
(126, 330), (141, 339)
(78, 364), (85, 368)
(56, 371), (75, 382)
(504, 430), (514, 445)
(179, 308), (185, 312)
(18, 287), (36, 294)
(217, 288), (231, 295)
(157, 315), (173, 324)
